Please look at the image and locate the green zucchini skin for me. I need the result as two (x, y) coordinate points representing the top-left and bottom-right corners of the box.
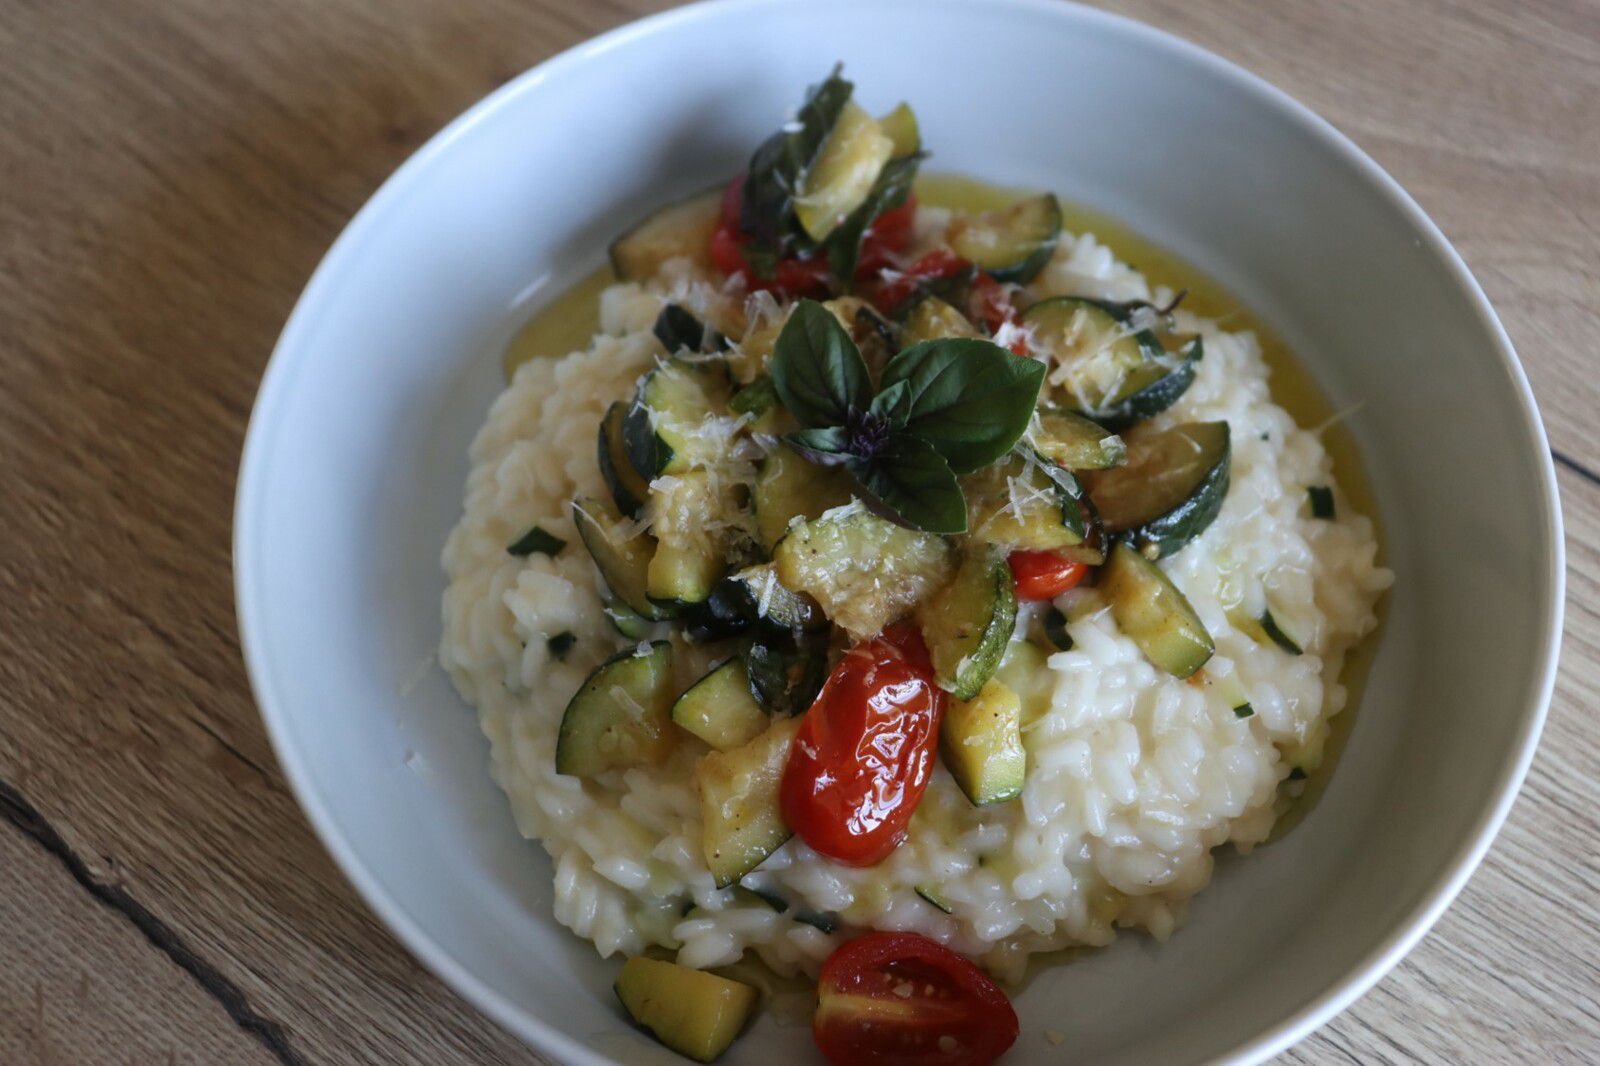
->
(1095, 336), (1203, 431)
(746, 633), (830, 716)
(652, 303), (726, 354)
(915, 886), (954, 914)
(916, 547), (1018, 700)
(721, 564), (830, 632)
(602, 594), (656, 640)
(622, 359), (733, 478)
(1260, 608), (1305, 655)
(1087, 421), (1230, 560)
(1100, 542), (1214, 679)
(597, 401), (651, 517)
(554, 641), (676, 777)
(949, 193), (1062, 284)
(572, 496), (675, 622)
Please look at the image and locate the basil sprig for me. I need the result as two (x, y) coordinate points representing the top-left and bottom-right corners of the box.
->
(770, 301), (1045, 533)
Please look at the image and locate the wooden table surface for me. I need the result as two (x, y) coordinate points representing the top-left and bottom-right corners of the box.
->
(3, 0), (1597, 1062)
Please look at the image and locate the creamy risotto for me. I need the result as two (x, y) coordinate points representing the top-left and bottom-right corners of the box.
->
(440, 67), (1390, 1066)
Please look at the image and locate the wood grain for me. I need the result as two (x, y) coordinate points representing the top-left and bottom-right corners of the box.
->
(0, 1), (1595, 1063)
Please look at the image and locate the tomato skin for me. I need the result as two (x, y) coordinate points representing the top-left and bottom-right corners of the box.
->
(856, 196), (918, 276)
(814, 932), (1020, 1066)
(781, 625), (944, 867)
(870, 248), (972, 314)
(967, 272), (1019, 335)
(1008, 550), (1090, 601)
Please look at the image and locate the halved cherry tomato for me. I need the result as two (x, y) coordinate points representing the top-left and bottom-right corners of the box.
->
(856, 195), (918, 276)
(967, 272), (1019, 335)
(781, 624), (944, 866)
(1007, 550), (1090, 601)
(869, 247), (972, 315)
(814, 932), (1020, 1066)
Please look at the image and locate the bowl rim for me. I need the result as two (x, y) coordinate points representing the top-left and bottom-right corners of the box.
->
(233, 0), (1564, 1062)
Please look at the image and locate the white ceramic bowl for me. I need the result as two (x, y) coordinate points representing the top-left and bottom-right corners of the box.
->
(234, 1), (1563, 1062)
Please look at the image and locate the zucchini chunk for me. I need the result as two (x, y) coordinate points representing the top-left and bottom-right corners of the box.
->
(722, 563), (829, 632)
(1100, 542), (1213, 679)
(745, 632), (829, 716)
(1085, 421), (1230, 560)
(609, 188), (721, 280)
(915, 885), (953, 914)
(646, 470), (731, 607)
(1307, 485), (1335, 519)
(795, 100), (895, 242)
(1029, 407), (1126, 470)
(1024, 297), (1197, 427)
(598, 401), (652, 517)
(752, 444), (856, 551)
(947, 193), (1062, 284)
(774, 505), (954, 639)
(653, 303), (726, 355)
(940, 678), (1026, 805)
(507, 525), (565, 557)
(573, 496), (673, 621)
(673, 658), (769, 751)
(879, 102), (921, 158)
(964, 448), (1100, 557)
(1260, 606), (1307, 655)
(729, 375), (779, 418)
(614, 956), (758, 1064)
(697, 716), (800, 887)
(992, 639), (1053, 727)
(602, 594), (655, 640)
(1032, 606), (1074, 651)
(916, 547), (1017, 700)
(554, 642), (676, 777)
(899, 295), (980, 348)
(622, 359), (735, 477)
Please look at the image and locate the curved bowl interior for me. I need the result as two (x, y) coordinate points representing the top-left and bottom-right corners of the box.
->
(235, 1), (1561, 1062)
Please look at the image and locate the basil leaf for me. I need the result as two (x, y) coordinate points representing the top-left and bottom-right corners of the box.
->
(784, 426), (854, 465)
(770, 300), (873, 427)
(740, 67), (853, 275)
(652, 304), (725, 354)
(846, 435), (967, 534)
(824, 152), (924, 287)
(866, 378), (913, 429)
(879, 339), (1047, 473)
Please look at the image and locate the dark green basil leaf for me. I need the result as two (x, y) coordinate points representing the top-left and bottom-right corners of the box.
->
(652, 304), (726, 354)
(507, 526), (566, 556)
(784, 426), (854, 465)
(740, 67), (853, 274)
(770, 300), (873, 427)
(846, 435), (967, 534)
(866, 378), (913, 429)
(879, 338), (1046, 473)
(824, 152), (924, 287)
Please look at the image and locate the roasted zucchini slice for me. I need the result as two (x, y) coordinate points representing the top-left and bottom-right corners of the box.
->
(614, 956), (758, 1064)
(879, 102), (921, 158)
(795, 100), (895, 242)
(653, 303), (727, 355)
(622, 359), (735, 477)
(1029, 407), (1126, 470)
(915, 885), (954, 914)
(697, 716), (800, 887)
(646, 470), (730, 606)
(609, 188), (721, 280)
(554, 641), (676, 777)
(899, 295), (980, 348)
(602, 593), (655, 640)
(1025, 297), (1197, 427)
(964, 448), (1100, 558)
(673, 658), (769, 751)
(774, 505), (955, 639)
(1100, 542), (1213, 678)
(751, 443), (856, 551)
(948, 193), (1062, 284)
(940, 678), (1026, 805)
(598, 401), (652, 516)
(721, 563), (829, 632)
(917, 546), (1017, 699)
(573, 496), (673, 621)
(745, 631), (830, 716)
(1085, 421), (1230, 560)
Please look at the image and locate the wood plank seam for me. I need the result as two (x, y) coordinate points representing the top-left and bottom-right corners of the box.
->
(0, 777), (307, 1066)
(1552, 449), (1600, 493)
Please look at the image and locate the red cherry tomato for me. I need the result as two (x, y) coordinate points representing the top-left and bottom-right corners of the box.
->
(856, 195), (918, 276)
(967, 272), (1019, 335)
(1007, 550), (1091, 601)
(813, 932), (1020, 1066)
(869, 248), (973, 314)
(781, 624), (944, 866)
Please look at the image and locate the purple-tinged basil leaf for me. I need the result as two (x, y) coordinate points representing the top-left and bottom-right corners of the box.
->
(845, 435), (967, 534)
(784, 426), (855, 466)
(879, 338), (1046, 473)
(770, 300), (874, 428)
